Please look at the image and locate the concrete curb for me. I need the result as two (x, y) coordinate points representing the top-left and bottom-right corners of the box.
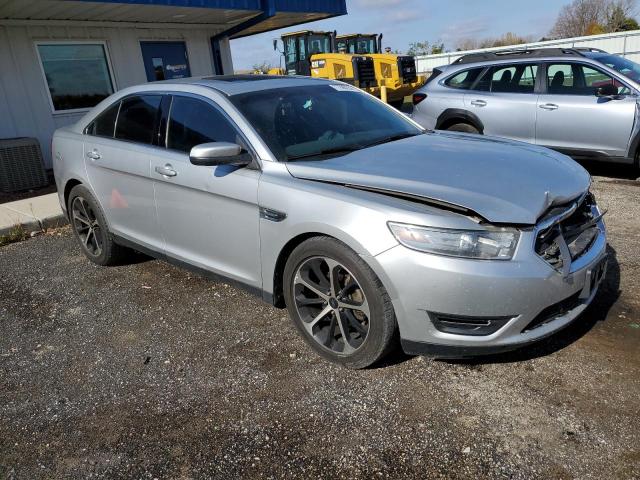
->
(0, 193), (68, 237)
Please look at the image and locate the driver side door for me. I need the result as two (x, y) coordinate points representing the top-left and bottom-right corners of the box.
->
(535, 62), (636, 158)
(150, 94), (262, 288)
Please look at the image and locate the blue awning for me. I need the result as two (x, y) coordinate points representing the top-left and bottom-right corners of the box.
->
(0, 0), (347, 37)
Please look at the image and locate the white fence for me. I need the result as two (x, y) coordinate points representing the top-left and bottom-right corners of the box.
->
(415, 29), (640, 74)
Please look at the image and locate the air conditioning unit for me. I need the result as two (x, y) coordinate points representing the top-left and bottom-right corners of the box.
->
(0, 137), (49, 193)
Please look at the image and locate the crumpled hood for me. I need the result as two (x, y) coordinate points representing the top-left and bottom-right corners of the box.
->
(285, 131), (590, 224)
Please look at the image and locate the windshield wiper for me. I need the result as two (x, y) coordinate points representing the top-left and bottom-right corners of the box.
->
(286, 144), (364, 161)
(360, 132), (422, 148)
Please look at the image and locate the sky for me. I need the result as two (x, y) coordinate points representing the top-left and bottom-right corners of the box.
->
(230, 0), (575, 70)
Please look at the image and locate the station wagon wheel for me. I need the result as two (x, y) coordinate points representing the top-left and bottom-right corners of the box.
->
(71, 196), (103, 257)
(293, 256), (371, 355)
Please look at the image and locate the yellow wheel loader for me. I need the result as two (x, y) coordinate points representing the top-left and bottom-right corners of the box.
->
(336, 33), (426, 107)
(270, 30), (380, 96)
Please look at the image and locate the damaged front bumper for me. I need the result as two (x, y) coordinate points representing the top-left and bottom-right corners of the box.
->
(368, 199), (608, 358)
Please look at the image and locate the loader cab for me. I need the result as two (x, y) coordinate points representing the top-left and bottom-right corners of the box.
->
(278, 30), (334, 76)
(336, 34), (382, 55)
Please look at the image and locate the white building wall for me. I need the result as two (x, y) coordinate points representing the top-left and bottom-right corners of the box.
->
(415, 29), (640, 74)
(0, 22), (233, 167)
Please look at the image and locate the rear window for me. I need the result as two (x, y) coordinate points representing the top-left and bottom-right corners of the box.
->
(115, 95), (162, 145)
(444, 68), (484, 90)
(476, 63), (538, 93)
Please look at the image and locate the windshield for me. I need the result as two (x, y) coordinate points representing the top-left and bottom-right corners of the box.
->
(591, 53), (640, 83)
(230, 85), (422, 161)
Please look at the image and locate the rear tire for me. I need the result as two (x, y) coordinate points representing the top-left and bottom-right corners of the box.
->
(67, 184), (131, 266)
(283, 236), (398, 369)
(446, 123), (480, 134)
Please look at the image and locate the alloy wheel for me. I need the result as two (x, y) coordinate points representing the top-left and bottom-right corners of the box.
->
(292, 256), (370, 355)
(71, 196), (103, 257)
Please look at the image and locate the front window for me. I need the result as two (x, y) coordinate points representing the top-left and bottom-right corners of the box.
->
(167, 96), (240, 152)
(230, 85), (422, 161)
(37, 43), (115, 112)
(546, 63), (629, 95)
(590, 53), (640, 83)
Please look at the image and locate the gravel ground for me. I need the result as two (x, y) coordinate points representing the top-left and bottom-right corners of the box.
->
(0, 170), (639, 479)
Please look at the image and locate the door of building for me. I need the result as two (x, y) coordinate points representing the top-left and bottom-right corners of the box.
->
(140, 41), (191, 82)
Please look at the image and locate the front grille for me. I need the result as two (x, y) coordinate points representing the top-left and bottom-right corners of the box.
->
(352, 56), (376, 88)
(397, 56), (417, 83)
(522, 291), (583, 332)
(535, 193), (602, 272)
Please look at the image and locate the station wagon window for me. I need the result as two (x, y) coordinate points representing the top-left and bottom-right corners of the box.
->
(478, 63), (538, 93)
(167, 96), (239, 153)
(444, 68), (484, 90)
(547, 63), (630, 95)
(114, 95), (162, 145)
(36, 43), (115, 112)
(86, 101), (120, 137)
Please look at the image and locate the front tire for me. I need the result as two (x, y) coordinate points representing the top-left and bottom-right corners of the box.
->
(67, 184), (131, 266)
(283, 237), (398, 369)
(446, 123), (480, 134)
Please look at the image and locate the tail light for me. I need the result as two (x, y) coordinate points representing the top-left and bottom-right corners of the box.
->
(412, 93), (427, 105)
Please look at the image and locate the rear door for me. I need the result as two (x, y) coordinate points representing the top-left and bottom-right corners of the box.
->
(150, 94), (262, 287)
(535, 62), (636, 158)
(83, 94), (163, 249)
(464, 62), (540, 143)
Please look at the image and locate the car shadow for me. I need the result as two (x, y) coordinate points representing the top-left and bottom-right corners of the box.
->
(445, 245), (621, 367)
(579, 159), (639, 181)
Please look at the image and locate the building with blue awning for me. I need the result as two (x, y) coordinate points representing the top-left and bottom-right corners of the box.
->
(0, 0), (347, 167)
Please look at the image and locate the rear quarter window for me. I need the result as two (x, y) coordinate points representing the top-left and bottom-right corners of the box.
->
(85, 101), (120, 137)
(444, 68), (484, 90)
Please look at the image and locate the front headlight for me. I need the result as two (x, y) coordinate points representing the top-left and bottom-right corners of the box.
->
(388, 222), (519, 260)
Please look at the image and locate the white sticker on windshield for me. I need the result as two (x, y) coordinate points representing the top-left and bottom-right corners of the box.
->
(330, 83), (360, 92)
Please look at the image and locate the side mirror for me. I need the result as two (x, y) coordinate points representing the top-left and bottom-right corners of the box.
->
(596, 84), (619, 97)
(273, 39), (278, 51)
(189, 142), (251, 167)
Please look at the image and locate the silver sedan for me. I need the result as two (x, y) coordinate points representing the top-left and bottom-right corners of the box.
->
(52, 76), (607, 368)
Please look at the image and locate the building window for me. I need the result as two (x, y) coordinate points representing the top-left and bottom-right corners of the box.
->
(36, 43), (115, 112)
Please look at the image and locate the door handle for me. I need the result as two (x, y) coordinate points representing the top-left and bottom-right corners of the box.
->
(86, 149), (101, 160)
(470, 100), (487, 107)
(539, 103), (559, 111)
(155, 164), (177, 177)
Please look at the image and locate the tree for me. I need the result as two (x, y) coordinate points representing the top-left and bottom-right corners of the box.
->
(550, 0), (638, 38)
(407, 40), (445, 56)
(455, 32), (530, 52)
(606, 0), (640, 31)
(251, 61), (273, 74)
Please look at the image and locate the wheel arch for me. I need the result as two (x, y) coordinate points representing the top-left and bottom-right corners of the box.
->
(268, 223), (387, 309)
(271, 232), (338, 308)
(436, 108), (484, 133)
(63, 178), (83, 217)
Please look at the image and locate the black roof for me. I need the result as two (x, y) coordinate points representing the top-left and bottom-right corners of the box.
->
(453, 47), (607, 65)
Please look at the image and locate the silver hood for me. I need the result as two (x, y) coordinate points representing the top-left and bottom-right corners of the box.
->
(285, 132), (591, 224)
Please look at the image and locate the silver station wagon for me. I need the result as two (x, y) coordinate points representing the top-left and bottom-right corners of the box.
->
(53, 75), (608, 368)
(412, 47), (640, 166)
